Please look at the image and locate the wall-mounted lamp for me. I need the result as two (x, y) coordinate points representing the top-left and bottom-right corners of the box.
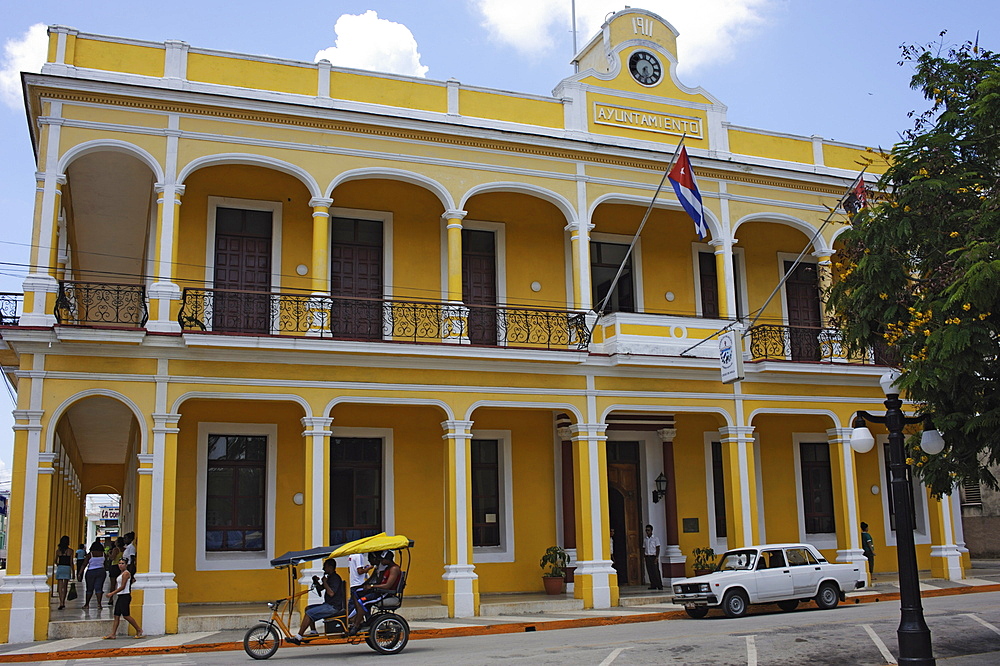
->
(651, 473), (668, 504)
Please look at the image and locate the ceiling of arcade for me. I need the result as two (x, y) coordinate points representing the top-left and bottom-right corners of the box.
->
(60, 396), (137, 465)
(63, 151), (153, 283)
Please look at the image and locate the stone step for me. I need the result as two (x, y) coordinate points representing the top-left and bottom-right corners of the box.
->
(478, 596), (584, 617)
(619, 593), (675, 607)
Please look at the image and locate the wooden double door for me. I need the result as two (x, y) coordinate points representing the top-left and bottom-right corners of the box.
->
(607, 442), (642, 586)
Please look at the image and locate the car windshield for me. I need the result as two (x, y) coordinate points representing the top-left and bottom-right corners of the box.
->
(716, 550), (757, 571)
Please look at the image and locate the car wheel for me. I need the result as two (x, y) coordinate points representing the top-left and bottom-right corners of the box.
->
(685, 606), (709, 619)
(777, 599), (798, 612)
(366, 613), (410, 654)
(243, 623), (280, 660)
(722, 589), (749, 618)
(815, 582), (840, 610)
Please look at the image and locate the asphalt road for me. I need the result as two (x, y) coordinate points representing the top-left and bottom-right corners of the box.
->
(63, 591), (1000, 665)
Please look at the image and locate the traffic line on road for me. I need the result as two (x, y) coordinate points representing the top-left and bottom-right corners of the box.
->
(963, 613), (1000, 636)
(745, 635), (757, 666)
(861, 624), (896, 664)
(598, 647), (630, 666)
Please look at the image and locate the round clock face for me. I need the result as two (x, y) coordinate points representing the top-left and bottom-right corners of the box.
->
(628, 50), (662, 86)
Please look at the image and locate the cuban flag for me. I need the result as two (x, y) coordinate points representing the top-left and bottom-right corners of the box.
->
(667, 146), (708, 239)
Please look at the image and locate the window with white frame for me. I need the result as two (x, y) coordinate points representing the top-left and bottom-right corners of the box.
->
(197, 422), (277, 570)
(472, 430), (513, 562)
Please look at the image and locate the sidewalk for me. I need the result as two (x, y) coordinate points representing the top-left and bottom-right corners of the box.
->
(2, 567), (999, 663)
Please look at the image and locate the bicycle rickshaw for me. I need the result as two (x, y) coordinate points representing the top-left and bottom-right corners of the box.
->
(243, 533), (413, 659)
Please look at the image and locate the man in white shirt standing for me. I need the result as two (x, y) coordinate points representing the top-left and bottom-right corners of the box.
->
(348, 552), (372, 590)
(643, 524), (663, 590)
(122, 532), (137, 574)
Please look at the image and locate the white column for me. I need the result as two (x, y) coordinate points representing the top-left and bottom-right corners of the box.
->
(441, 420), (478, 617)
(4, 410), (48, 643)
(147, 181), (184, 333)
(299, 417), (333, 583)
(828, 427), (868, 580)
(136, 412), (181, 635)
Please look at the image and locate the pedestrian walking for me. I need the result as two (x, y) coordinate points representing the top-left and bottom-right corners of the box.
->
(103, 559), (143, 639)
(643, 524), (663, 590)
(54, 536), (74, 610)
(82, 541), (107, 609)
(861, 521), (875, 581)
(74, 543), (87, 582)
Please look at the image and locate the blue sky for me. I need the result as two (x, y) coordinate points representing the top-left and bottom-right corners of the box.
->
(0, 0), (998, 486)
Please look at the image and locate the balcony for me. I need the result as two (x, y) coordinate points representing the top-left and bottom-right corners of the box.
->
(177, 288), (591, 351)
(746, 324), (894, 365)
(0, 293), (22, 326)
(55, 281), (148, 328)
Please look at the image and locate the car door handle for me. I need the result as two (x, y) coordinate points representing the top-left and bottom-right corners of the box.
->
(815, 567), (821, 570)
(782, 570), (790, 573)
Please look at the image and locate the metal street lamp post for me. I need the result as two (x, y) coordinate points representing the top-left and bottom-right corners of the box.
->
(851, 372), (944, 666)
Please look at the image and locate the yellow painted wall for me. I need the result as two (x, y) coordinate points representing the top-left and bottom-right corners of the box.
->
(329, 403), (447, 597)
(330, 179), (444, 302)
(736, 221), (815, 323)
(176, 165), (313, 290)
(458, 90), (563, 128)
(174, 399), (306, 603)
(72, 39), (163, 78)
(592, 204), (702, 317)
(329, 71), (447, 113)
(463, 192), (569, 309)
(187, 53), (315, 96)
(468, 408), (557, 593)
(729, 130), (814, 164)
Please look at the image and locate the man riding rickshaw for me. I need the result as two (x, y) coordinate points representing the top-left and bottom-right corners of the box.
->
(243, 533), (412, 659)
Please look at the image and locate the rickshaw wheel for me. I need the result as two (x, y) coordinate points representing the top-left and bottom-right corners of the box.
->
(244, 623), (281, 659)
(365, 613), (409, 655)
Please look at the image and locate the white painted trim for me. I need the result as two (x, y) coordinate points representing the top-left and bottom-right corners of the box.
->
(329, 207), (395, 301)
(205, 196), (284, 310)
(754, 433), (766, 544)
(591, 231), (644, 312)
(329, 427), (396, 537)
(704, 433), (727, 552)
(472, 429), (514, 563)
(195, 422), (278, 570)
(792, 433), (838, 550)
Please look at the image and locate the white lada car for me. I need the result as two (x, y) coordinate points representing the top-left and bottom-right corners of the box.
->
(671, 543), (865, 618)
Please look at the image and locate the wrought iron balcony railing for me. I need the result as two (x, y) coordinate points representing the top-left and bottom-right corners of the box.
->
(177, 288), (591, 350)
(55, 281), (149, 327)
(747, 324), (894, 365)
(0, 292), (22, 326)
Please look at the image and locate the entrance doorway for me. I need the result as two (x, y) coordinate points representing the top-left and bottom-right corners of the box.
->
(606, 441), (641, 586)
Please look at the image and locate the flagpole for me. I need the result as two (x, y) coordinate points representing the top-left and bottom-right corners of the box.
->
(594, 133), (688, 319)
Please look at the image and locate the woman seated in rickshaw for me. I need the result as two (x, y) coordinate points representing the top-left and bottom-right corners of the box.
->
(287, 558), (344, 644)
(349, 550), (401, 634)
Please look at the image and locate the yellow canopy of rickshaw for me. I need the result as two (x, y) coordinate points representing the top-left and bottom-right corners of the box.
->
(329, 533), (411, 558)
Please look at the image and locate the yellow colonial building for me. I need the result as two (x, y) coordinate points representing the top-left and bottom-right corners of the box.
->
(0, 8), (969, 641)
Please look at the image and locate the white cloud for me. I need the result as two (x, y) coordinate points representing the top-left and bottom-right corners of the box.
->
(471, 0), (774, 72)
(315, 11), (429, 78)
(0, 23), (47, 111)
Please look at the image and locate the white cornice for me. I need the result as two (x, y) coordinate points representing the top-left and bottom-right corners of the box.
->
(24, 73), (868, 189)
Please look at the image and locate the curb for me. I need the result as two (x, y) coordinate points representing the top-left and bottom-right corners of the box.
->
(5, 583), (1000, 663)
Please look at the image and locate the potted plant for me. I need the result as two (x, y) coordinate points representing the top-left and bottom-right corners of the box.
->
(692, 546), (716, 576)
(540, 545), (569, 595)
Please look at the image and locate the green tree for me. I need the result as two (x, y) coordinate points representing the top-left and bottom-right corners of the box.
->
(828, 36), (1000, 496)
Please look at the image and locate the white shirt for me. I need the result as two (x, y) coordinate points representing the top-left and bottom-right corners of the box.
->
(348, 552), (369, 587)
(643, 534), (661, 556)
(123, 543), (136, 563)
